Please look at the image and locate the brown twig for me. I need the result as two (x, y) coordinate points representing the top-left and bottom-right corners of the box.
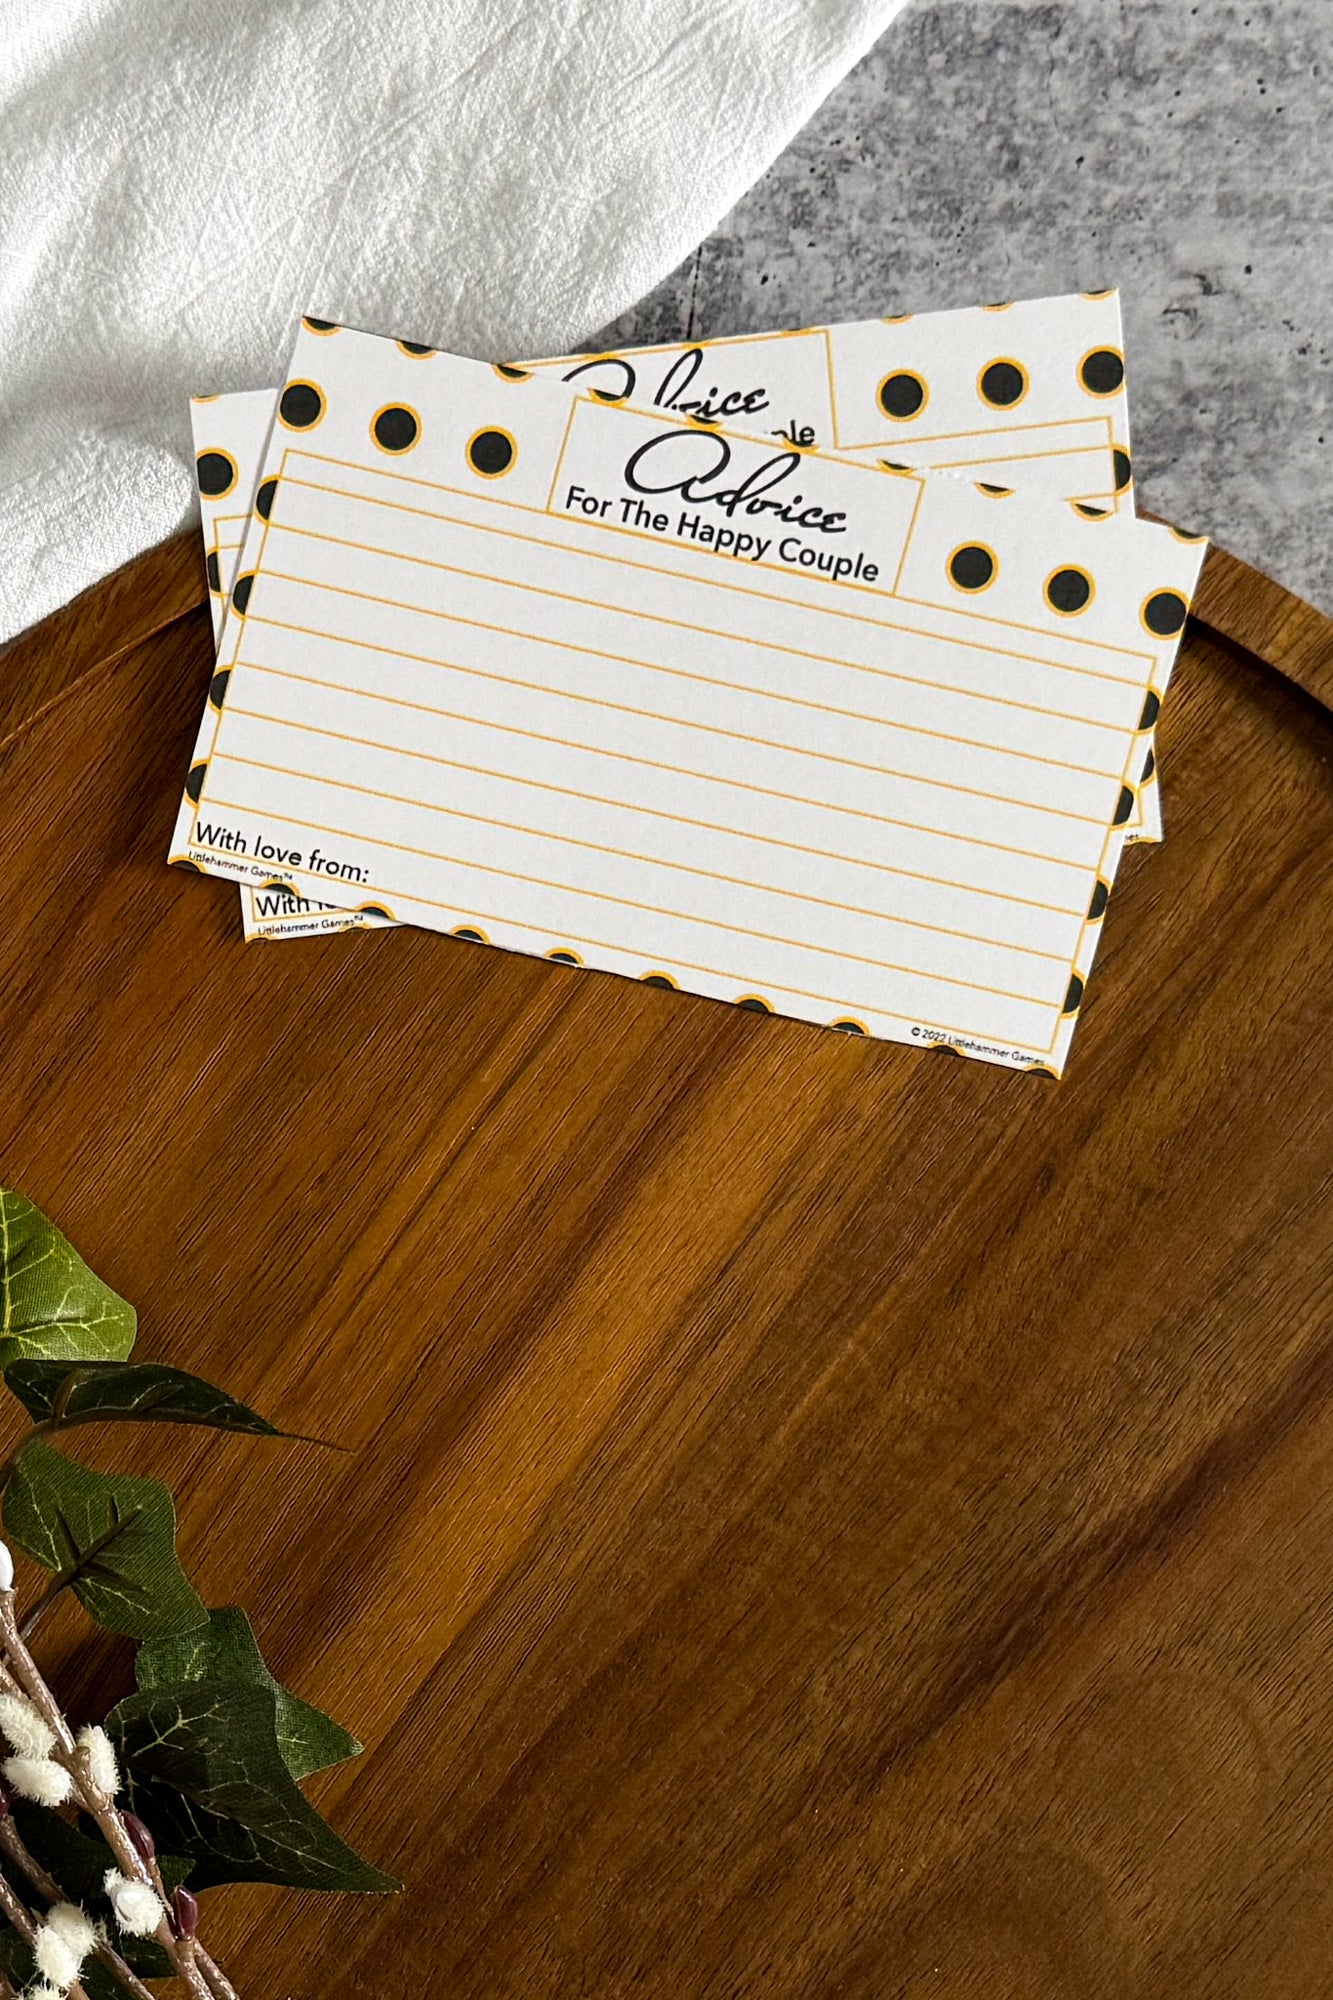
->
(0, 1589), (224, 2000)
(0, 1851), (93, 2000)
(0, 1813), (155, 2000)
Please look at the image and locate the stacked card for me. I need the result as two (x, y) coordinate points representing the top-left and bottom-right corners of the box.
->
(177, 292), (1205, 1075)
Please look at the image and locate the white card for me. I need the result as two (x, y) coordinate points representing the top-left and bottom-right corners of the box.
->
(172, 323), (1203, 1073)
(191, 293), (1160, 943)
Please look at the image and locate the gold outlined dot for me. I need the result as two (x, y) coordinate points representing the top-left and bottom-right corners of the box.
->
(1044, 565), (1095, 616)
(196, 449), (238, 500)
(977, 358), (1029, 409)
(278, 381), (325, 431)
(946, 542), (999, 594)
(1140, 588), (1188, 639)
(371, 403), (421, 455)
(1078, 345), (1125, 397)
(466, 426), (517, 478)
(876, 369), (929, 422)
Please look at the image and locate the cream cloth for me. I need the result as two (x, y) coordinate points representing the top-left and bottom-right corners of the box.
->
(0, 0), (904, 639)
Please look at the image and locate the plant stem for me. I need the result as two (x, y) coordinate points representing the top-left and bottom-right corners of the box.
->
(0, 1814), (155, 2000)
(0, 1850), (93, 2000)
(0, 1422), (51, 1500)
(0, 1590), (227, 2000)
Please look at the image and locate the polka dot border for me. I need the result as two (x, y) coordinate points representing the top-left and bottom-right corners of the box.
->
(946, 542), (998, 594)
(278, 380), (325, 432)
(465, 426), (517, 478)
(1044, 565), (1095, 616)
(976, 358), (1029, 410)
(876, 370), (928, 422)
(371, 403), (421, 455)
(196, 450), (237, 500)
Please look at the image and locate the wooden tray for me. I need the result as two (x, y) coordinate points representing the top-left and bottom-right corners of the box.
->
(2, 531), (1332, 1997)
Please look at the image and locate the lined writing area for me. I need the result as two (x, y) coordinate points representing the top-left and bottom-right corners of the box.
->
(196, 455), (1154, 1059)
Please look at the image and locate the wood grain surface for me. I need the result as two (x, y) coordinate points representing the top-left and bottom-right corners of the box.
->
(2, 529), (1332, 1998)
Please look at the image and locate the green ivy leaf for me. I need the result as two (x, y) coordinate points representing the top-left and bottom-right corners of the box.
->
(0, 1191), (136, 1372)
(136, 1606), (360, 1781)
(3, 1438), (207, 1640)
(4, 1359), (279, 1437)
(106, 1679), (399, 1894)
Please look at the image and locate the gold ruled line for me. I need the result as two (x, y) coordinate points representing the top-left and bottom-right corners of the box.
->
(283, 449), (1157, 675)
(267, 507), (1137, 732)
(253, 552), (1125, 784)
(223, 706), (1074, 967)
(234, 645), (1086, 914)
(832, 412), (1114, 454)
(244, 583), (1116, 830)
(192, 798), (1065, 1016)
(236, 635), (1099, 883)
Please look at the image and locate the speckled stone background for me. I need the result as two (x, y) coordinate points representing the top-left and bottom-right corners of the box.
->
(594, 0), (1331, 611)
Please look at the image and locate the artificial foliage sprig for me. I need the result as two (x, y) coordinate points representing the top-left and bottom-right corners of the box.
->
(0, 1191), (398, 1997)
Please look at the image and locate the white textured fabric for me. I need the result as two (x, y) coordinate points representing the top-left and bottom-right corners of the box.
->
(0, 0), (903, 640)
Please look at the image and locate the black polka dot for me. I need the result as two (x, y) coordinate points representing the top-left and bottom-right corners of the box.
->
(1045, 566), (1092, 614)
(1063, 973), (1084, 1014)
(1080, 348), (1125, 396)
(591, 387), (628, 404)
(208, 669), (230, 711)
(547, 951), (580, 966)
(1074, 502), (1110, 519)
(1139, 689), (1161, 729)
(1088, 879), (1110, 921)
(831, 1019), (866, 1034)
(359, 904), (392, 920)
(877, 372), (926, 420)
(372, 405), (419, 453)
(1142, 748), (1157, 779)
(279, 381), (324, 430)
(205, 549), (221, 593)
(232, 573), (254, 616)
(255, 477), (278, 520)
(737, 996), (773, 1013)
(196, 450), (235, 498)
(302, 317), (337, 333)
(978, 359), (1027, 407)
(978, 482), (1012, 497)
(948, 545), (995, 592)
(881, 459), (911, 473)
(398, 341), (433, 356)
(1113, 447), (1133, 492)
(494, 363), (530, 381)
(185, 763), (207, 803)
(641, 974), (676, 990)
(1143, 589), (1187, 637)
(171, 857), (201, 873)
(1113, 784), (1135, 825)
(931, 1041), (964, 1057)
(467, 428), (515, 476)
(452, 927), (486, 943)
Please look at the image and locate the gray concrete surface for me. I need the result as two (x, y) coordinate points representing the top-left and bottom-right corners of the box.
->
(594, 0), (1331, 611)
